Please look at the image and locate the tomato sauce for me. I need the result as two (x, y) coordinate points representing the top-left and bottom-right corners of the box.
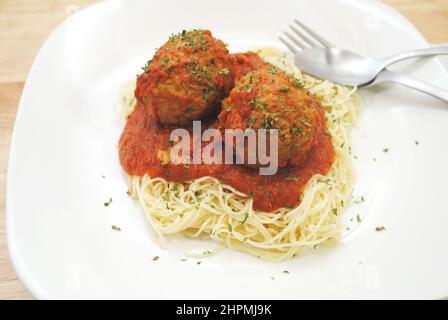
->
(119, 52), (335, 212)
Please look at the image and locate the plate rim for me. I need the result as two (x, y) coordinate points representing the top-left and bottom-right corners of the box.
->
(5, 0), (445, 299)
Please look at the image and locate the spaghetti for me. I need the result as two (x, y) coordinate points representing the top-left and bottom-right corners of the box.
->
(120, 47), (362, 261)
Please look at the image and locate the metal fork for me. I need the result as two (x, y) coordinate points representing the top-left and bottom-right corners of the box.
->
(280, 20), (448, 102)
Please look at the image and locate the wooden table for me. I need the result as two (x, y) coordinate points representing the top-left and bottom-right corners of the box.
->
(0, 0), (447, 300)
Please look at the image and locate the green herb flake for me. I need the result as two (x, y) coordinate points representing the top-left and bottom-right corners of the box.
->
(225, 105), (232, 112)
(293, 78), (304, 89)
(279, 87), (290, 93)
(227, 223), (233, 232)
(217, 68), (230, 75)
(159, 59), (169, 66)
(383, 148), (389, 153)
(152, 256), (160, 261)
(240, 213), (249, 225)
(248, 191), (255, 197)
(268, 68), (279, 74)
(104, 198), (113, 207)
(186, 106), (193, 113)
(356, 214), (362, 223)
(248, 116), (257, 129)
(283, 270), (290, 274)
(111, 225), (121, 232)
(375, 226), (386, 232)
(291, 126), (301, 135)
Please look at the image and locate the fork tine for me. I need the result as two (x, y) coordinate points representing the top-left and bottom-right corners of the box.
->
(284, 31), (309, 50)
(279, 36), (299, 53)
(294, 19), (333, 48)
(289, 25), (320, 48)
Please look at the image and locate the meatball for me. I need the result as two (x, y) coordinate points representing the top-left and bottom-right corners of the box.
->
(135, 30), (233, 126)
(229, 52), (271, 82)
(219, 69), (325, 168)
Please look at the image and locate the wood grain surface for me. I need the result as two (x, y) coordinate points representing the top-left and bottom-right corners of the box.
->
(0, 0), (447, 300)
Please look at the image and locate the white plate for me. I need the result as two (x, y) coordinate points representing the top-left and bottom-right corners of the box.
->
(7, 0), (448, 299)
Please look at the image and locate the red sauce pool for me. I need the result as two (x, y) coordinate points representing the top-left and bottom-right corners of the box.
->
(119, 53), (335, 212)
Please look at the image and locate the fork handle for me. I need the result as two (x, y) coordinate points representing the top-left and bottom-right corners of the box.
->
(380, 45), (448, 68)
(372, 70), (448, 102)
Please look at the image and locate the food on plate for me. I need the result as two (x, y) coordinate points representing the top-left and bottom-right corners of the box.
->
(135, 30), (233, 126)
(118, 30), (362, 261)
(219, 69), (325, 168)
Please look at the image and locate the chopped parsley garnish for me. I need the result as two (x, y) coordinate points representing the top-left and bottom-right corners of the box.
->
(291, 126), (301, 135)
(185, 106), (193, 113)
(285, 177), (300, 182)
(159, 59), (169, 66)
(225, 105), (232, 112)
(268, 68), (279, 74)
(283, 270), (290, 274)
(263, 117), (273, 129)
(383, 148), (389, 153)
(356, 214), (362, 223)
(243, 84), (252, 92)
(217, 68), (230, 75)
(240, 213), (249, 225)
(293, 78), (304, 89)
(248, 116), (257, 129)
(227, 223), (233, 232)
(415, 140), (420, 145)
(152, 256), (160, 261)
(111, 225), (121, 232)
(375, 226), (386, 232)
(279, 87), (290, 93)
(210, 58), (215, 65)
(248, 191), (255, 197)
(104, 198), (113, 207)
(332, 208), (338, 216)
(192, 64), (200, 76)
(202, 87), (212, 99)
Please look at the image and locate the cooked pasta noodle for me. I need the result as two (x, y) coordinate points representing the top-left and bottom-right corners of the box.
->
(120, 47), (362, 261)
